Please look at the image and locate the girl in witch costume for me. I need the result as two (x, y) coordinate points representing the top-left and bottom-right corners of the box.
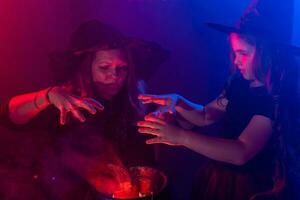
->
(137, 2), (300, 200)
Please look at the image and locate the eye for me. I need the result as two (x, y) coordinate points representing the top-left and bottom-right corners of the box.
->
(98, 65), (109, 70)
(238, 50), (249, 56)
(117, 65), (129, 71)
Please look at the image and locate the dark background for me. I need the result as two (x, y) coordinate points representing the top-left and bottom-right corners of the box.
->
(0, 0), (298, 199)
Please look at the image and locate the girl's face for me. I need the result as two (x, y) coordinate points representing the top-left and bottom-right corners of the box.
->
(91, 49), (129, 100)
(230, 33), (257, 81)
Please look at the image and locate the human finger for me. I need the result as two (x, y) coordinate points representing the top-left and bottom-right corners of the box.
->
(85, 98), (104, 111)
(138, 128), (160, 136)
(146, 137), (165, 145)
(144, 115), (167, 125)
(59, 107), (67, 125)
(69, 106), (86, 123)
(138, 94), (169, 105)
(136, 121), (163, 129)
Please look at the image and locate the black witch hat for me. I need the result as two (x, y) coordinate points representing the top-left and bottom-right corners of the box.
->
(206, 0), (300, 55)
(49, 20), (170, 82)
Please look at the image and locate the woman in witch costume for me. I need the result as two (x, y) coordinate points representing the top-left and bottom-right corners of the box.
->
(137, 2), (300, 200)
(3, 20), (169, 199)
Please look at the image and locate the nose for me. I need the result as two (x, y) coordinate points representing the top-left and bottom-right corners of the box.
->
(110, 68), (117, 76)
(234, 56), (241, 67)
(107, 68), (119, 81)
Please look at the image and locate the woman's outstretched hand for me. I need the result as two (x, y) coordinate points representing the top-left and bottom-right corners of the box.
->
(137, 113), (184, 146)
(48, 86), (104, 125)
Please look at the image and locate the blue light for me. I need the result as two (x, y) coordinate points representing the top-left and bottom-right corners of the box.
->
(294, 0), (300, 46)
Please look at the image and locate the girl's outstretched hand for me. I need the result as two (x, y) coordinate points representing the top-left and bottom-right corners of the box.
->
(138, 94), (181, 114)
(137, 114), (184, 146)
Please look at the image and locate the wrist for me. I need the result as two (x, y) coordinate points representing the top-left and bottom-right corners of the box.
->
(176, 128), (187, 146)
(176, 95), (186, 108)
(180, 129), (198, 148)
(34, 87), (53, 110)
(45, 87), (54, 104)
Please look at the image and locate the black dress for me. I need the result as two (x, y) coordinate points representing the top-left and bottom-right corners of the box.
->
(0, 95), (155, 200)
(191, 75), (277, 200)
(0, 100), (50, 200)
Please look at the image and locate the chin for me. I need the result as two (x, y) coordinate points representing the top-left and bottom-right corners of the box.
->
(241, 73), (250, 80)
(103, 90), (120, 98)
(108, 91), (120, 97)
(94, 90), (119, 101)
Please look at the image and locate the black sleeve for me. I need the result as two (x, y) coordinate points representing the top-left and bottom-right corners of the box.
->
(0, 98), (61, 131)
(252, 94), (275, 120)
(21, 106), (61, 131)
(122, 126), (156, 167)
(224, 74), (250, 101)
(0, 99), (11, 125)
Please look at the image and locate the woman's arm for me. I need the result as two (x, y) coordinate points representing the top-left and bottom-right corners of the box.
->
(8, 86), (104, 125)
(9, 87), (52, 124)
(138, 115), (273, 166)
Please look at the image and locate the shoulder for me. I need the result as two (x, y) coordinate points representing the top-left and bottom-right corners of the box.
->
(251, 87), (275, 120)
(224, 74), (250, 100)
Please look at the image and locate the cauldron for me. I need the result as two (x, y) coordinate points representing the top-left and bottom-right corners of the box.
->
(86, 166), (168, 200)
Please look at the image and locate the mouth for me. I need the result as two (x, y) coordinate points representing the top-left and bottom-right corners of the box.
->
(94, 82), (122, 94)
(238, 68), (245, 74)
(105, 83), (121, 89)
(95, 82), (120, 87)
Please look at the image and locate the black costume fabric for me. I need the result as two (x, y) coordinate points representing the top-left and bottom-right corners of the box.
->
(0, 96), (155, 200)
(191, 75), (278, 200)
(0, 100), (50, 200)
(0, 100), (10, 125)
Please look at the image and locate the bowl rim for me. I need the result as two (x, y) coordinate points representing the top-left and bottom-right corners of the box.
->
(95, 165), (168, 200)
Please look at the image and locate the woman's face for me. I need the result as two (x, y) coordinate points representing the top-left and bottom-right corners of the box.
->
(91, 49), (129, 100)
(230, 33), (257, 81)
